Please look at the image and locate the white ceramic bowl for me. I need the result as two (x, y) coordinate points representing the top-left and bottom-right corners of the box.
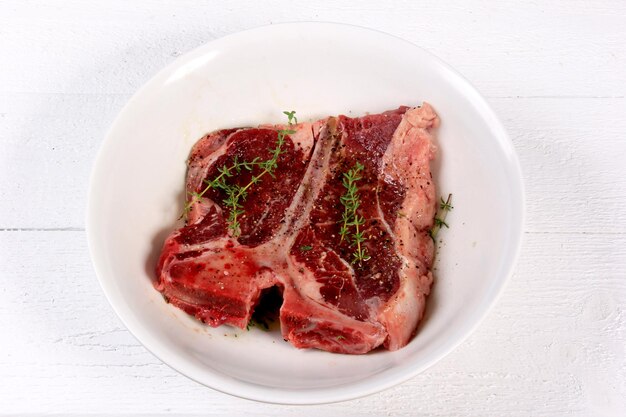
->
(87, 22), (524, 404)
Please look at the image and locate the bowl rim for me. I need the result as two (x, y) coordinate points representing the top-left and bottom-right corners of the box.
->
(86, 21), (525, 405)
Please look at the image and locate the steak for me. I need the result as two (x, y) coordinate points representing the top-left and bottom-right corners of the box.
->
(155, 104), (439, 354)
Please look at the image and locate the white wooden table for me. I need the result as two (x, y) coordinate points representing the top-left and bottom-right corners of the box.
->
(1, 1), (625, 415)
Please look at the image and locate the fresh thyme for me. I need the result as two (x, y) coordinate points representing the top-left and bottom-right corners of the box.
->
(339, 162), (370, 265)
(434, 217), (449, 228)
(430, 194), (453, 240)
(181, 155), (262, 219)
(439, 196), (454, 211)
(181, 111), (297, 236)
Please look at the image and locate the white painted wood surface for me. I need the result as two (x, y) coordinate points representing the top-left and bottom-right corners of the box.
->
(1, 1), (625, 415)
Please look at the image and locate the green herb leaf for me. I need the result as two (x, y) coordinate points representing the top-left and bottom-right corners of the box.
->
(440, 196), (454, 211)
(339, 162), (370, 265)
(430, 193), (453, 240)
(434, 217), (449, 228)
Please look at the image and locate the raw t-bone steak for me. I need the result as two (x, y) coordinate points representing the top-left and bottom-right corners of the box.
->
(156, 104), (439, 354)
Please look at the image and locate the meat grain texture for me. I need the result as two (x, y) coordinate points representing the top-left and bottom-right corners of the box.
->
(156, 104), (439, 354)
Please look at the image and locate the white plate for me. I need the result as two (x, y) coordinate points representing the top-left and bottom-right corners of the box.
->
(87, 22), (524, 404)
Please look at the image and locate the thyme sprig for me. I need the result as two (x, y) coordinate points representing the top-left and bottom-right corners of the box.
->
(181, 111), (297, 237)
(181, 155), (263, 218)
(430, 194), (453, 240)
(339, 162), (370, 265)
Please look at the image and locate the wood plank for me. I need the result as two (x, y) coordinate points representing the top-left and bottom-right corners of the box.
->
(0, 230), (623, 415)
(0, 1), (624, 97)
(0, 93), (130, 229)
